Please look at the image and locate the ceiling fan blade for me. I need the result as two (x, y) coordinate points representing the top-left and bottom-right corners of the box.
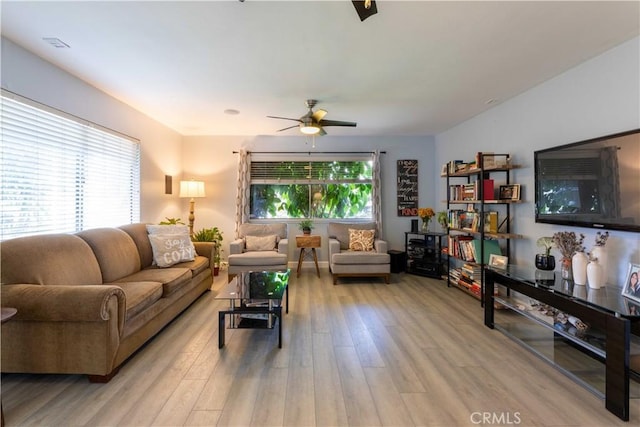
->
(267, 115), (301, 122)
(318, 127), (327, 136)
(352, 0), (377, 22)
(276, 125), (299, 132)
(312, 109), (327, 122)
(318, 119), (357, 127)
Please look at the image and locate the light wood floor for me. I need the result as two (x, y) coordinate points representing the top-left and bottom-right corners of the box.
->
(2, 269), (639, 426)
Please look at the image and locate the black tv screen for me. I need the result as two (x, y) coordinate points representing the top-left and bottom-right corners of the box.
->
(534, 129), (640, 233)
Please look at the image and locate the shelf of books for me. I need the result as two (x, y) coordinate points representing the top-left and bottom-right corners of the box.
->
(443, 152), (524, 305)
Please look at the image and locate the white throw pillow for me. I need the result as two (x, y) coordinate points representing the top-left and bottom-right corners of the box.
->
(146, 224), (190, 236)
(148, 233), (196, 267)
(245, 234), (277, 252)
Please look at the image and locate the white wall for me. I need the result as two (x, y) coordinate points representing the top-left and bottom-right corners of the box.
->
(435, 36), (640, 285)
(1, 37), (185, 223)
(182, 135), (435, 264)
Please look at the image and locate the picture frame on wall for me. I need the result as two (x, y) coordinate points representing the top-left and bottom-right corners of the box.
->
(488, 254), (508, 269)
(622, 263), (640, 303)
(499, 184), (521, 201)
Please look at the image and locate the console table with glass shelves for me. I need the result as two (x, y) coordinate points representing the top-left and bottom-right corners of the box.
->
(484, 265), (640, 421)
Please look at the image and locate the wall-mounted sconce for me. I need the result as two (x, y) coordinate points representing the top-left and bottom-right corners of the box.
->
(165, 175), (172, 195)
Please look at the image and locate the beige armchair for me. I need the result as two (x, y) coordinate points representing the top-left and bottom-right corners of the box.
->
(227, 223), (289, 280)
(328, 222), (390, 285)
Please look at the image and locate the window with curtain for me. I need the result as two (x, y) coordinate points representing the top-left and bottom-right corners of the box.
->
(1, 91), (140, 240)
(249, 158), (373, 219)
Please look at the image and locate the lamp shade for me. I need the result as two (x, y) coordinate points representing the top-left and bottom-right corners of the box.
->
(179, 180), (205, 198)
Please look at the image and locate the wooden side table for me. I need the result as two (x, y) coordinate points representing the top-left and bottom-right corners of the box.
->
(1, 308), (17, 427)
(296, 235), (321, 278)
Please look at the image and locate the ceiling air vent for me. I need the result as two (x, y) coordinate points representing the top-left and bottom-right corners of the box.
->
(43, 37), (70, 48)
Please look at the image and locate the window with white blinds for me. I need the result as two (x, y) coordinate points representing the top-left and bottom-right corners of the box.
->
(1, 92), (140, 240)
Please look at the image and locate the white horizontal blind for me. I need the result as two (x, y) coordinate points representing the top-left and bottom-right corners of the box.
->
(1, 93), (140, 240)
(250, 160), (372, 184)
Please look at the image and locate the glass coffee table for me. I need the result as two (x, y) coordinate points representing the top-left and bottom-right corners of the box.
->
(216, 269), (290, 349)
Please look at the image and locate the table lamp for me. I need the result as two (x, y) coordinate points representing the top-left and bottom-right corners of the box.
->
(179, 180), (206, 236)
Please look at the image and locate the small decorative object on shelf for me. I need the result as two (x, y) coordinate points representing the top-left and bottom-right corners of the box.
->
(587, 256), (604, 289)
(535, 237), (555, 271)
(418, 207), (435, 232)
(552, 231), (585, 280)
(572, 251), (589, 285)
(590, 231), (610, 282)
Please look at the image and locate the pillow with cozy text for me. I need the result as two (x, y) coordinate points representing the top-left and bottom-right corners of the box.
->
(148, 233), (196, 267)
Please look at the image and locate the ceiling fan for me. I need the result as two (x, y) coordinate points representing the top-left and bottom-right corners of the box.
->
(267, 100), (357, 136)
(352, 0), (378, 21)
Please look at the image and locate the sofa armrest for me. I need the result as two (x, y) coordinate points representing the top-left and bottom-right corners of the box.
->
(229, 238), (245, 255)
(1, 284), (126, 333)
(374, 239), (388, 254)
(277, 238), (288, 254)
(193, 241), (215, 270)
(329, 238), (341, 259)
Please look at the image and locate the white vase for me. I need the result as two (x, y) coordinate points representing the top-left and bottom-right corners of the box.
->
(591, 245), (608, 282)
(572, 252), (588, 285)
(587, 259), (604, 289)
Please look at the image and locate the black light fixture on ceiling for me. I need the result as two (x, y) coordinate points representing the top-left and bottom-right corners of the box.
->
(352, 0), (378, 22)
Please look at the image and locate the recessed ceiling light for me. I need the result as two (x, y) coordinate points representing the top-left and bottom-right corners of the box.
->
(43, 37), (70, 48)
(224, 109), (240, 115)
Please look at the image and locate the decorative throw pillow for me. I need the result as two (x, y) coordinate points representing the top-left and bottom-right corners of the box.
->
(148, 233), (196, 267)
(146, 224), (190, 236)
(245, 234), (277, 252)
(348, 229), (375, 252)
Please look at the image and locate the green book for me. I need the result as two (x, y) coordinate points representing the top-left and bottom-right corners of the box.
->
(471, 239), (502, 264)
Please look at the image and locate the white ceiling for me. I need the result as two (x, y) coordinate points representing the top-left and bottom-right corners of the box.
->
(2, 1), (639, 137)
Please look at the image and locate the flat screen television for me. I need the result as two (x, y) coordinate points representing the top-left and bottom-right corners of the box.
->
(534, 129), (640, 233)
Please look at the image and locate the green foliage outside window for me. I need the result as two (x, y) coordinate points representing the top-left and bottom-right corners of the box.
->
(249, 160), (373, 219)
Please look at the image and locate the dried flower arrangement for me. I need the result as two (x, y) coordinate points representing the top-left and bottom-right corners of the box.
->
(594, 231), (609, 247)
(552, 231), (585, 259)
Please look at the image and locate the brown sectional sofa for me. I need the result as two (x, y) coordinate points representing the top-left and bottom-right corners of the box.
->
(0, 223), (213, 382)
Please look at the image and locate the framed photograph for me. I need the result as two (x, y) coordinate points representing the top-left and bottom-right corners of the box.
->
(499, 184), (520, 201)
(622, 263), (640, 303)
(488, 254), (508, 269)
(626, 299), (640, 316)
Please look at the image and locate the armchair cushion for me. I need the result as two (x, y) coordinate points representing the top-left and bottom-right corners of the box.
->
(348, 229), (375, 251)
(329, 222), (378, 250)
(245, 234), (278, 251)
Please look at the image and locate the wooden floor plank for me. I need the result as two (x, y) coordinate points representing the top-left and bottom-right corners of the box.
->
(2, 271), (639, 426)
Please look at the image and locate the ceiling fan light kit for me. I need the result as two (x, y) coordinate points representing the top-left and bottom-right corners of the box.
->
(267, 99), (357, 137)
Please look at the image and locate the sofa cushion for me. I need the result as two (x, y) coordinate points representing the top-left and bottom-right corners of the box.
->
(115, 281), (163, 320)
(148, 234), (196, 267)
(114, 268), (192, 297)
(348, 229), (375, 251)
(245, 234), (277, 251)
(171, 255), (210, 276)
(76, 228), (141, 283)
(328, 222), (377, 250)
(0, 234), (104, 286)
(332, 251), (390, 265)
(228, 251), (287, 266)
(120, 223), (154, 268)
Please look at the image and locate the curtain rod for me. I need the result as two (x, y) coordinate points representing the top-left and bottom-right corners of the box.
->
(232, 151), (386, 154)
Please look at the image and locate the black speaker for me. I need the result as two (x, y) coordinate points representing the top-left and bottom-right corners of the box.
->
(411, 219), (418, 232)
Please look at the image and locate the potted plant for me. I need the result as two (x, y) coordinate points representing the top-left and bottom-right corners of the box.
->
(437, 211), (448, 231)
(535, 237), (556, 271)
(192, 227), (224, 276)
(159, 217), (184, 225)
(299, 219), (314, 235)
